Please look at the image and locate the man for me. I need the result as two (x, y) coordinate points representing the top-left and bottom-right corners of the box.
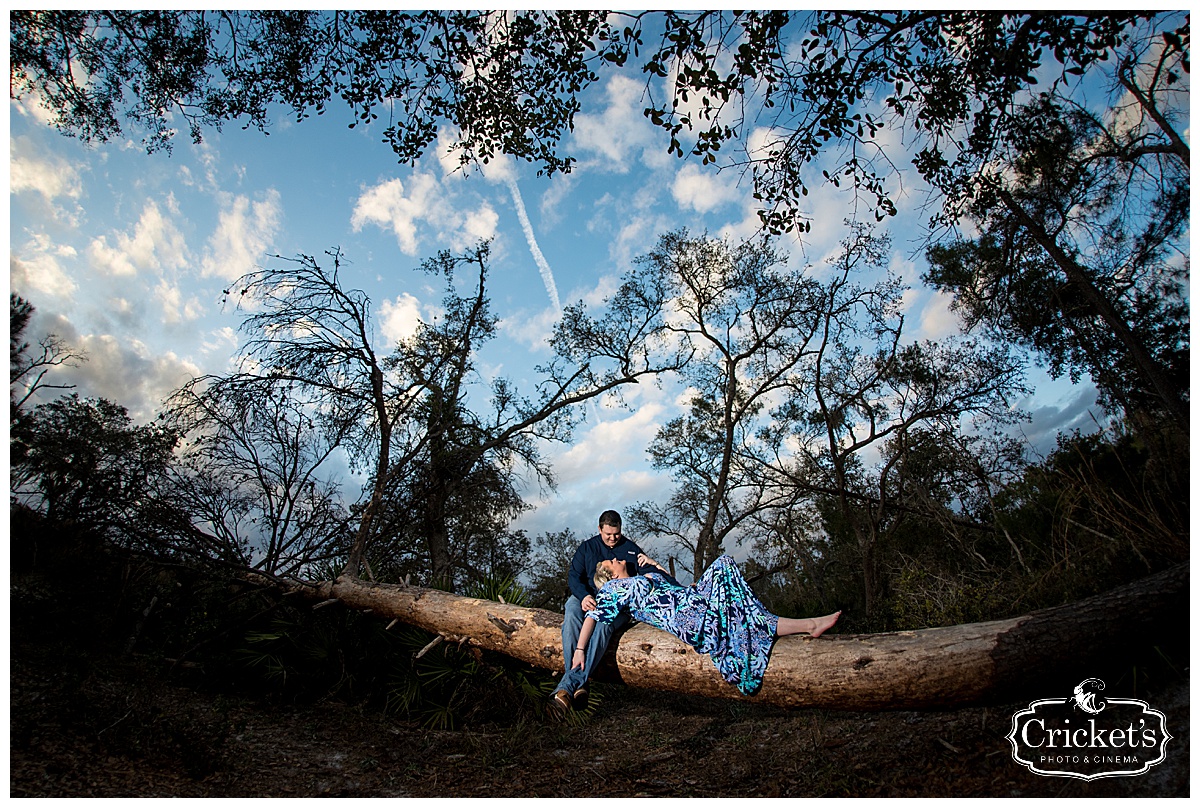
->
(551, 509), (648, 712)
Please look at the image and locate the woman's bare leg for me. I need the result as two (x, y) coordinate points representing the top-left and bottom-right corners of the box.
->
(776, 611), (841, 638)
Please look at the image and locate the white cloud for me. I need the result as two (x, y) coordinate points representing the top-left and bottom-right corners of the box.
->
(155, 279), (205, 325)
(88, 236), (138, 277)
(88, 198), (189, 278)
(477, 151), (516, 184)
(155, 282), (184, 324)
(888, 251), (920, 286)
(190, 140), (222, 192)
(511, 375), (685, 548)
(746, 126), (786, 163)
(435, 127), (471, 177)
(743, 119), (916, 256)
(201, 189), (282, 281)
(497, 304), (560, 353)
(351, 174), (441, 255)
(31, 325), (202, 421)
(897, 239), (964, 342)
(10, 251), (77, 300)
(461, 202), (500, 245)
(513, 467), (675, 550)
(1106, 35), (1187, 140)
(539, 174), (574, 227)
(352, 170), (501, 257)
(497, 271), (622, 354)
(609, 213), (671, 271)
(201, 326), (239, 355)
(110, 297), (136, 320)
(552, 396), (671, 487)
(1017, 381), (1104, 459)
(671, 162), (742, 214)
(378, 292), (425, 345)
(10, 135), (83, 203)
(572, 74), (658, 172)
(576, 272), (621, 309)
(11, 94), (58, 128)
(914, 290), (962, 342)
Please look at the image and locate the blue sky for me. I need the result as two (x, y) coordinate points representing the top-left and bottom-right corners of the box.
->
(8, 46), (1109, 555)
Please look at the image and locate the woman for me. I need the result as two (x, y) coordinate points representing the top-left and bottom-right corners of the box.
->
(571, 554), (840, 696)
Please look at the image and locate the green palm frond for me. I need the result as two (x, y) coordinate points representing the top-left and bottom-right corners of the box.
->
(464, 574), (531, 606)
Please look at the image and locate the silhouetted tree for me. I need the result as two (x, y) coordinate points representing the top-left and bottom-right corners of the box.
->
(10, 10), (621, 174)
(11, 394), (179, 544)
(925, 94), (1189, 433)
(165, 242), (686, 584)
(763, 225), (1027, 619)
(9, 294), (83, 421)
(13, 12), (1181, 235)
(628, 230), (825, 580)
(524, 528), (580, 609)
(165, 377), (354, 575)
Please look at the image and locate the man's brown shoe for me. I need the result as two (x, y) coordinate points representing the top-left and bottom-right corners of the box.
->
(550, 689), (572, 715)
(573, 687), (589, 709)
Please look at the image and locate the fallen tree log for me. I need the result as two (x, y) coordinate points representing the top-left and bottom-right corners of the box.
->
(284, 562), (1187, 711)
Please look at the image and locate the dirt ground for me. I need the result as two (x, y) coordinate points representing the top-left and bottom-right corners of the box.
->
(10, 636), (1189, 799)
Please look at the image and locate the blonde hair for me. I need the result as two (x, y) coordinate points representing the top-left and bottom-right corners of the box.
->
(593, 560), (616, 591)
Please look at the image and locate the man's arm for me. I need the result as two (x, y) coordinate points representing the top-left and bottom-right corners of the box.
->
(566, 540), (595, 605)
(632, 547), (682, 586)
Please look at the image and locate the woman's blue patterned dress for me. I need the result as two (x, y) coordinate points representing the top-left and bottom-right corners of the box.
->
(586, 555), (779, 695)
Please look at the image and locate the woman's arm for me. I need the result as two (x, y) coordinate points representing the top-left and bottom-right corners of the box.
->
(571, 615), (597, 670)
(637, 553), (666, 572)
(572, 580), (627, 669)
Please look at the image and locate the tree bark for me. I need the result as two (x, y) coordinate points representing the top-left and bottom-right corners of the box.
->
(345, 365), (390, 574)
(288, 562), (1187, 711)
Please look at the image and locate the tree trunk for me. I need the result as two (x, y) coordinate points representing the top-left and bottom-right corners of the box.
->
(857, 528), (877, 620)
(998, 189), (1189, 432)
(285, 562), (1187, 711)
(343, 366), (391, 578)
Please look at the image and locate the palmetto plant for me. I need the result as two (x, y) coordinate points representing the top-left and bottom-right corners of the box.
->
(237, 629), (292, 688)
(385, 574), (576, 729)
(232, 573), (596, 728)
(463, 574), (530, 606)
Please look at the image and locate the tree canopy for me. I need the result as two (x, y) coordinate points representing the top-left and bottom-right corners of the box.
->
(12, 11), (1182, 233)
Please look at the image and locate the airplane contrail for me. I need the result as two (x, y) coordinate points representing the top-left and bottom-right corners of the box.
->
(504, 176), (561, 312)
(503, 172), (601, 423)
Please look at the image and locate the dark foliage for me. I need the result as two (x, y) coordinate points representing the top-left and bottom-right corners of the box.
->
(11, 503), (575, 735)
(525, 528), (579, 610)
(11, 395), (181, 546)
(12, 12), (1176, 236)
(925, 95), (1189, 431)
(13, 499), (1188, 797)
(747, 412), (1188, 634)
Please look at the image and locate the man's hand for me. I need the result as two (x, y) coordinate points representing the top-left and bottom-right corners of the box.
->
(581, 595), (597, 612)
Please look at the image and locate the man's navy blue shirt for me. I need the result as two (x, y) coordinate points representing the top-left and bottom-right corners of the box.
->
(567, 533), (648, 602)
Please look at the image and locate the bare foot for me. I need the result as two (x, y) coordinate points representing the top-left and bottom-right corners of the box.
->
(810, 611), (841, 638)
